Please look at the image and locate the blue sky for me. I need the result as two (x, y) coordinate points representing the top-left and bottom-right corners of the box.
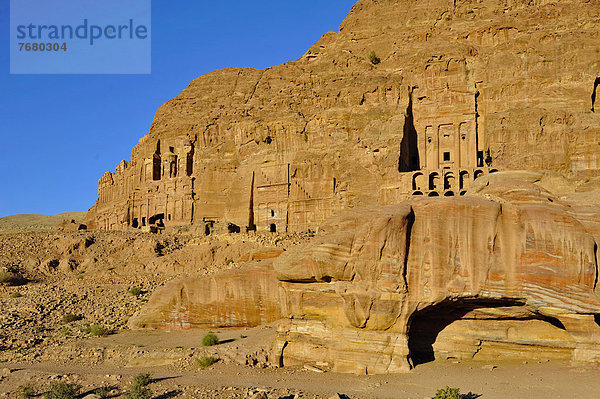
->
(0, 0), (356, 217)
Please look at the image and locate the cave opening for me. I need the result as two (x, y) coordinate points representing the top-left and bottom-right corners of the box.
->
(149, 213), (165, 227)
(398, 87), (420, 172)
(406, 298), (567, 368)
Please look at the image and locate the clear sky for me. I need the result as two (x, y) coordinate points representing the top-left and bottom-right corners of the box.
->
(0, 0), (357, 217)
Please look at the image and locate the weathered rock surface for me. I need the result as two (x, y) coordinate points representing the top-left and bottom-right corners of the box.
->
(273, 179), (600, 373)
(128, 262), (281, 330)
(88, 0), (600, 233)
(131, 174), (600, 373)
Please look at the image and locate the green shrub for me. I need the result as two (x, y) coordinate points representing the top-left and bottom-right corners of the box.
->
(61, 313), (82, 324)
(94, 387), (110, 398)
(124, 384), (152, 399)
(76, 274), (84, 280)
(225, 259), (234, 265)
(433, 386), (461, 399)
(85, 324), (110, 337)
(128, 286), (143, 296)
(368, 51), (381, 65)
(10, 291), (23, 298)
(17, 384), (36, 398)
(201, 332), (219, 347)
(124, 373), (152, 399)
(43, 382), (81, 399)
(195, 356), (219, 368)
(132, 372), (152, 387)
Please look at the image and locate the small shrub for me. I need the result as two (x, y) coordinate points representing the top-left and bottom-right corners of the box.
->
(201, 332), (219, 347)
(61, 313), (82, 324)
(128, 286), (143, 296)
(43, 382), (81, 399)
(240, 334), (247, 339)
(124, 384), (152, 399)
(225, 259), (234, 265)
(94, 387), (110, 398)
(76, 274), (84, 280)
(133, 372), (152, 387)
(433, 386), (461, 399)
(368, 51), (381, 65)
(10, 291), (23, 298)
(0, 271), (18, 285)
(195, 356), (219, 368)
(124, 373), (152, 399)
(86, 324), (110, 337)
(17, 384), (36, 398)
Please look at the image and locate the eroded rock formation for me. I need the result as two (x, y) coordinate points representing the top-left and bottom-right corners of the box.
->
(129, 261), (282, 330)
(129, 173), (600, 373)
(274, 182), (600, 373)
(88, 0), (600, 233)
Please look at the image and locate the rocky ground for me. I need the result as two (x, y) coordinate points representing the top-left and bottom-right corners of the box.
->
(2, 229), (600, 398)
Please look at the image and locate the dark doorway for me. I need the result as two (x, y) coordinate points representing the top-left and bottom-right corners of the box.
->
(132, 218), (139, 228)
(477, 151), (484, 167)
(398, 88), (420, 172)
(149, 213), (165, 226)
(228, 223), (241, 233)
(186, 146), (194, 176)
(270, 223), (277, 233)
(153, 153), (161, 181)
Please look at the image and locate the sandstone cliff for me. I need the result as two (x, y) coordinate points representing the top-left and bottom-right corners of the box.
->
(88, 0), (600, 233)
(128, 172), (600, 373)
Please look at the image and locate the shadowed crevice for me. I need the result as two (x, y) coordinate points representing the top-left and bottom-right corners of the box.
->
(398, 87), (420, 172)
(592, 77), (600, 112)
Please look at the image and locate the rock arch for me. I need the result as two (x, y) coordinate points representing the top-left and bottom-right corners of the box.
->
(459, 171), (470, 190)
(444, 172), (455, 190)
(429, 172), (440, 190)
(412, 172), (425, 191)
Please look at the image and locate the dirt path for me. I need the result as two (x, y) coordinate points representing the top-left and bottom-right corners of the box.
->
(2, 334), (600, 399)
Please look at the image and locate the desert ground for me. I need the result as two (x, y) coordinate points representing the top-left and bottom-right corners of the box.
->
(2, 224), (600, 399)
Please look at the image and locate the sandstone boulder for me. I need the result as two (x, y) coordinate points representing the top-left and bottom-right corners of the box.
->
(128, 262), (281, 330)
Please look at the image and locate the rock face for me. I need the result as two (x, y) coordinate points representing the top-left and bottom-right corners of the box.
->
(128, 262), (281, 330)
(130, 173), (600, 373)
(273, 180), (600, 373)
(87, 0), (600, 233)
